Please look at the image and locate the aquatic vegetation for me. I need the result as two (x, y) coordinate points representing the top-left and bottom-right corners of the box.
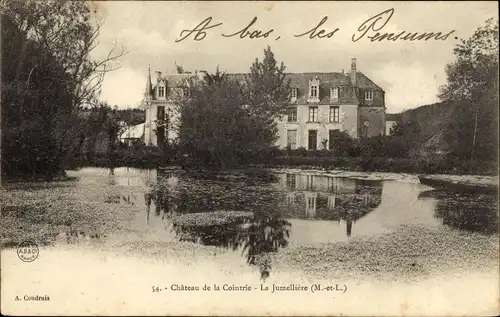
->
(172, 211), (254, 227)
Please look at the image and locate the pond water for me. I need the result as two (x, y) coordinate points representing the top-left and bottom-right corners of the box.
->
(52, 168), (498, 263)
(100, 167), (497, 237)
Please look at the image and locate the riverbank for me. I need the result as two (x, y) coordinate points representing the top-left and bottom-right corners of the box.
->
(274, 225), (499, 282)
(59, 147), (499, 177)
(262, 156), (498, 176)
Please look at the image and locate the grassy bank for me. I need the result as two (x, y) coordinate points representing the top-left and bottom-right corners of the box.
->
(64, 148), (497, 176)
(0, 179), (133, 248)
(274, 225), (499, 282)
(264, 155), (498, 175)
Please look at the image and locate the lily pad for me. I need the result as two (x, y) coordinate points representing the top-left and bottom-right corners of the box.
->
(173, 210), (254, 227)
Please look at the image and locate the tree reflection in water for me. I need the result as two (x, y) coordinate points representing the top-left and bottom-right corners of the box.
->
(170, 214), (290, 281)
(146, 170), (290, 281)
(420, 190), (498, 234)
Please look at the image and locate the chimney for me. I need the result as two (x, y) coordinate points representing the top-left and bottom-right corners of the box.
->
(350, 58), (357, 86)
(155, 71), (162, 81)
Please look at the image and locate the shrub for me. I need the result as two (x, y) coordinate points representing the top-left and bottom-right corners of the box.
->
(358, 136), (409, 158)
(329, 131), (356, 157)
(295, 147), (308, 157)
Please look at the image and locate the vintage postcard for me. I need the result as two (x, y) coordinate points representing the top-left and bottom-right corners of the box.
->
(1, 0), (499, 316)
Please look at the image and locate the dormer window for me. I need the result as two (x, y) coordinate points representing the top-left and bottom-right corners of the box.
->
(158, 86), (165, 98)
(310, 85), (318, 98)
(365, 90), (373, 100)
(330, 87), (339, 99)
(290, 87), (297, 100)
(308, 77), (320, 102)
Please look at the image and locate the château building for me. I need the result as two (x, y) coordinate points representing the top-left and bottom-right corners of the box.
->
(140, 58), (386, 149)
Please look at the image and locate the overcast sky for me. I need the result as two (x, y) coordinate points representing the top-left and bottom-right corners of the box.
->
(91, 1), (497, 113)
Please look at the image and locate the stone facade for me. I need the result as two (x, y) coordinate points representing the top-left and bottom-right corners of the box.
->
(141, 58), (386, 149)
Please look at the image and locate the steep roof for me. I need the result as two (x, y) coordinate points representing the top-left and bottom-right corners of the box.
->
(285, 73), (360, 104)
(149, 71), (383, 106)
(355, 72), (384, 91)
(153, 74), (193, 87)
(287, 72), (352, 87)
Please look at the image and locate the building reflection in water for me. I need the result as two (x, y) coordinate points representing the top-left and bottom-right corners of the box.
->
(305, 192), (317, 218)
(281, 173), (383, 238)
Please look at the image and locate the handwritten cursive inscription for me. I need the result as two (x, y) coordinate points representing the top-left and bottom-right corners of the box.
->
(294, 16), (339, 39)
(175, 17), (222, 42)
(352, 8), (455, 42)
(221, 17), (274, 39)
(175, 10), (456, 43)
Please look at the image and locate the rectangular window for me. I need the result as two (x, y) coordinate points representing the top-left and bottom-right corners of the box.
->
(329, 106), (340, 122)
(365, 90), (374, 100)
(308, 107), (318, 122)
(286, 174), (296, 189)
(158, 87), (165, 98)
(310, 85), (318, 98)
(330, 87), (339, 99)
(157, 106), (165, 120)
(287, 130), (297, 149)
(157, 105), (166, 145)
(290, 88), (297, 99)
(308, 130), (317, 150)
(287, 107), (297, 122)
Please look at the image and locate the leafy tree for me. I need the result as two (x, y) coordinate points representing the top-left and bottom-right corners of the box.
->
(245, 46), (291, 146)
(177, 69), (249, 168)
(204, 66), (226, 86)
(176, 47), (291, 168)
(389, 119), (422, 153)
(1, 0), (124, 179)
(438, 18), (499, 162)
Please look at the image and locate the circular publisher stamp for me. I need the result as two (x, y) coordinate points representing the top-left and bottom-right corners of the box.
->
(17, 241), (39, 262)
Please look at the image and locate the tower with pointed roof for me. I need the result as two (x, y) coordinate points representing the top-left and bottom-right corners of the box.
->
(144, 65), (153, 100)
(141, 66), (194, 146)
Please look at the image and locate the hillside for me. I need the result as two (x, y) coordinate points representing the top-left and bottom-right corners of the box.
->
(391, 100), (498, 160)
